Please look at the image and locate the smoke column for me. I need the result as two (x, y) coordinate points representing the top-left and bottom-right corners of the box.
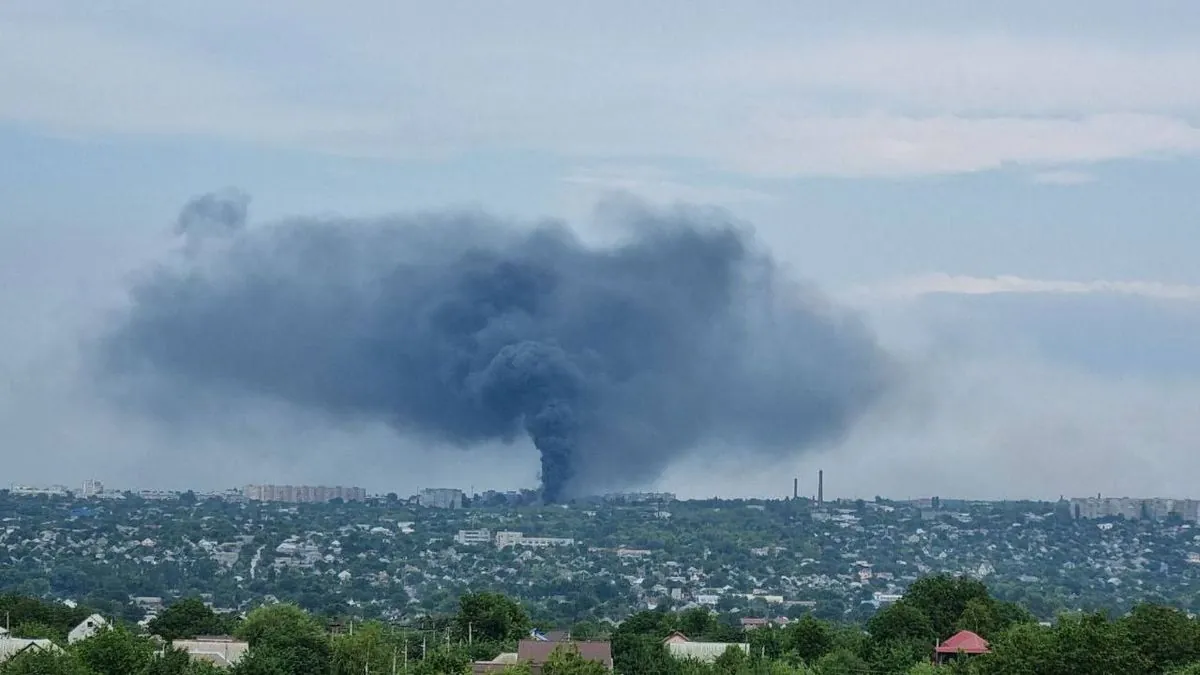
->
(98, 191), (894, 501)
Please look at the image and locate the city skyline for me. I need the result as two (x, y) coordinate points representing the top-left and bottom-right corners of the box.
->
(11, 477), (1200, 508)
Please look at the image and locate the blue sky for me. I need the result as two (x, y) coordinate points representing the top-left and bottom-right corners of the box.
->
(3, 0), (1200, 498)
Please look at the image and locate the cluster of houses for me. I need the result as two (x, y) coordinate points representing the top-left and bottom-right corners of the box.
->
(0, 615), (248, 668)
(466, 628), (992, 672)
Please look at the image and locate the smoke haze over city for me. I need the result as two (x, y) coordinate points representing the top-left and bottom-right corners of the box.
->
(3, 1), (1200, 500)
(97, 192), (893, 501)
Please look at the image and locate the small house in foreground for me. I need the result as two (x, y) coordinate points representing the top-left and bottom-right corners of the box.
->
(935, 630), (990, 665)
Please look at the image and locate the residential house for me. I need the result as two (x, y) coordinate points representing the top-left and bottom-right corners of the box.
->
(68, 614), (108, 644)
(935, 630), (990, 665)
(663, 632), (750, 663)
(0, 637), (61, 663)
(172, 637), (250, 668)
(474, 640), (613, 673)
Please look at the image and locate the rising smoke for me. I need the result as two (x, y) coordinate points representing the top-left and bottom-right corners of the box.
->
(97, 191), (895, 501)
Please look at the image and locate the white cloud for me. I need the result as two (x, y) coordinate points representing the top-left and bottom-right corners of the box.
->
(714, 36), (1200, 115)
(561, 166), (773, 206)
(6, 6), (1200, 177)
(725, 114), (1200, 177)
(847, 273), (1200, 302)
(1030, 169), (1097, 185)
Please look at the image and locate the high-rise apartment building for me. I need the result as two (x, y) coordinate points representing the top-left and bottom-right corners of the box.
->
(81, 480), (104, 498)
(241, 484), (366, 504)
(419, 488), (464, 509)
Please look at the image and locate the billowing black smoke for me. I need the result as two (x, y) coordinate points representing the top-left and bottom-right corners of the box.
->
(99, 191), (894, 501)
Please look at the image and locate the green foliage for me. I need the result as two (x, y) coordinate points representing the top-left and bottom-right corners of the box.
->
(329, 621), (400, 675)
(812, 648), (869, 675)
(868, 602), (935, 645)
(11, 620), (61, 641)
(148, 598), (236, 641)
(785, 615), (834, 663)
(0, 648), (93, 675)
(712, 644), (749, 673)
(410, 646), (470, 675)
(6, 574), (1200, 675)
(542, 644), (610, 675)
(233, 604), (331, 675)
(901, 575), (990, 640)
(454, 591), (531, 644)
(73, 624), (156, 675)
(0, 595), (93, 642)
(1122, 603), (1200, 673)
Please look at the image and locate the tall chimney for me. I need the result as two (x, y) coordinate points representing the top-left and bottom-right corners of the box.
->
(793, 478), (798, 500)
(818, 470), (824, 506)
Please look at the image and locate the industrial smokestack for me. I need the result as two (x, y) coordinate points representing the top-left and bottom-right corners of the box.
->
(818, 470), (824, 505)
(793, 477), (798, 500)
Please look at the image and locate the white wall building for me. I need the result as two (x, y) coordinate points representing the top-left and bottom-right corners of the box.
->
(419, 488), (464, 509)
(81, 480), (104, 498)
(494, 531), (575, 549)
(455, 529), (492, 545)
(68, 614), (108, 644)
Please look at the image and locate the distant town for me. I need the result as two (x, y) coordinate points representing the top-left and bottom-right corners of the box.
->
(12, 479), (1200, 525)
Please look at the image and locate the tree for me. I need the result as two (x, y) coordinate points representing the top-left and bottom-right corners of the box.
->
(901, 575), (990, 640)
(974, 622), (1055, 675)
(73, 624), (157, 675)
(541, 644), (610, 675)
(712, 644), (749, 674)
(234, 605), (330, 675)
(330, 622), (398, 675)
(867, 603), (935, 646)
(454, 592), (531, 644)
(955, 598), (997, 638)
(1121, 603), (1200, 673)
(11, 621), (61, 642)
(411, 646), (470, 675)
(0, 649), (94, 675)
(786, 615), (833, 663)
(678, 608), (718, 640)
(813, 649), (869, 675)
(149, 598), (232, 641)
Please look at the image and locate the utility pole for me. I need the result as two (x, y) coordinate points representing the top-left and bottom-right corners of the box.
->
(468, 622), (472, 645)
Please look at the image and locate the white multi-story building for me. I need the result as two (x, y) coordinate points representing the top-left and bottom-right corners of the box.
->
(1071, 496), (1200, 523)
(9, 484), (69, 497)
(80, 480), (104, 498)
(455, 529), (492, 545)
(494, 531), (575, 549)
(419, 488), (464, 509)
(242, 484), (367, 503)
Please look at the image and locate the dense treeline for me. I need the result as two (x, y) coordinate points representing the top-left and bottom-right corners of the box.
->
(5, 576), (1200, 674)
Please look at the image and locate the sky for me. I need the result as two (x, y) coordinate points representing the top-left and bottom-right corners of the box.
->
(2, 0), (1200, 500)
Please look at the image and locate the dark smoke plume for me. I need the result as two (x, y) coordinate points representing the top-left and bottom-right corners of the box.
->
(99, 191), (894, 501)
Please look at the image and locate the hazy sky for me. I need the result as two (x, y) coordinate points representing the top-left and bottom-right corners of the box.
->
(3, 0), (1200, 500)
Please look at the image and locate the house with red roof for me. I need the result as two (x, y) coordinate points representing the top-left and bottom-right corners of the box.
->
(934, 630), (990, 664)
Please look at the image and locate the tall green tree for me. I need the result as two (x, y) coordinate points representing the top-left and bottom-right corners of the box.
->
(73, 624), (156, 675)
(785, 615), (834, 664)
(330, 622), (399, 675)
(0, 648), (93, 675)
(901, 575), (990, 640)
(454, 592), (531, 644)
(234, 604), (330, 675)
(1122, 603), (1200, 674)
(148, 598), (234, 641)
(542, 644), (610, 675)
